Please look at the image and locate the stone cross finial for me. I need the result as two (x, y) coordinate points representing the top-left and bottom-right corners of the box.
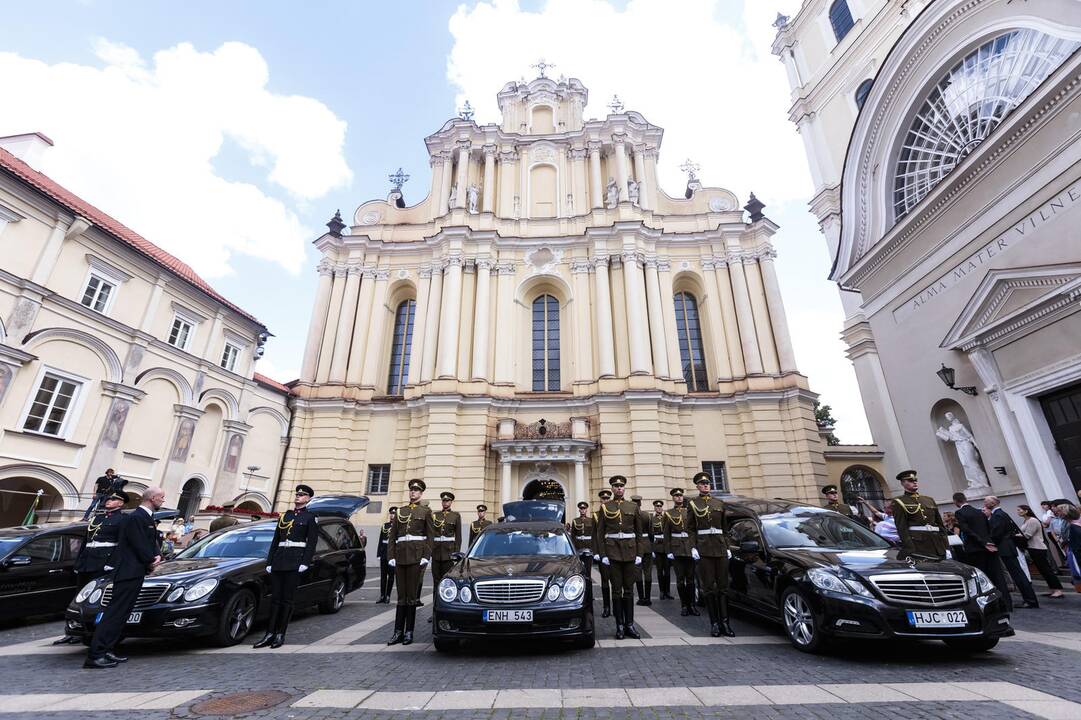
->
(679, 159), (700, 182)
(388, 167), (410, 191)
(530, 58), (555, 78)
(608, 95), (625, 114)
(458, 100), (474, 121)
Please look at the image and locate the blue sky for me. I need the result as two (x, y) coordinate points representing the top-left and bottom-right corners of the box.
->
(0, 0), (873, 442)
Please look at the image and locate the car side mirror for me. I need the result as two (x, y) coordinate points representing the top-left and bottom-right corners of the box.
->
(578, 549), (593, 558)
(3, 555), (32, 568)
(738, 540), (761, 556)
(450, 551), (465, 562)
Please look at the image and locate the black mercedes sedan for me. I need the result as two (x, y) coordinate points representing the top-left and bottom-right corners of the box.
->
(722, 497), (1013, 653)
(65, 496), (367, 646)
(432, 500), (594, 652)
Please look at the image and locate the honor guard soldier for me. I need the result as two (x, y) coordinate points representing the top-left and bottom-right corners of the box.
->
(431, 492), (462, 593)
(630, 495), (653, 606)
(822, 485), (856, 518)
(254, 485), (319, 649)
(663, 488), (698, 616)
(376, 506), (395, 603)
(469, 504), (492, 546)
(593, 489), (614, 617)
(568, 501), (595, 577)
(890, 470), (949, 560)
(688, 472), (735, 637)
(595, 475), (648, 639)
(650, 500), (672, 600)
(387, 479), (435, 645)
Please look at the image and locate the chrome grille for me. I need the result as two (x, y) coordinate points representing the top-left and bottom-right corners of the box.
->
(101, 582), (170, 610)
(869, 573), (967, 607)
(475, 579), (546, 604)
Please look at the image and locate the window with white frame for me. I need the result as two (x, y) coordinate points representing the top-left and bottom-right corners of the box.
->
(700, 461), (729, 493)
(80, 274), (115, 313)
(366, 464), (390, 495)
(23, 372), (82, 437)
(220, 342), (241, 372)
(168, 315), (195, 350)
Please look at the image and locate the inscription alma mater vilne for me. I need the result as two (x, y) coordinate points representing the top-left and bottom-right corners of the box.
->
(894, 179), (1081, 323)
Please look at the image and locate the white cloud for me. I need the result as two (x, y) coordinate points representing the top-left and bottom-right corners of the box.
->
(0, 40), (352, 277)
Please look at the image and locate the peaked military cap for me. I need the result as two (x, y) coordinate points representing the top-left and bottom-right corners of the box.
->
(440, 491), (455, 501)
(608, 475), (627, 487)
(108, 490), (129, 503)
(388, 506), (397, 513)
(669, 488), (684, 497)
(821, 485), (839, 495)
(476, 504), (487, 511)
(408, 478), (426, 492)
(598, 489), (613, 499)
(630, 494), (642, 502)
(295, 484), (315, 497)
(652, 500), (664, 507)
(577, 501), (589, 509)
(896, 469), (918, 482)
(692, 471), (712, 485)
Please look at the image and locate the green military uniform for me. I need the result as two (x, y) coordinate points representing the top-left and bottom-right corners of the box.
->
(890, 472), (948, 560)
(650, 503), (671, 600)
(632, 497), (653, 606)
(431, 492), (462, 595)
(593, 489), (613, 617)
(387, 480), (435, 646)
(568, 502), (595, 579)
(595, 476), (648, 639)
(376, 509), (395, 603)
(468, 504), (492, 546)
(688, 472), (735, 637)
(663, 490), (698, 616)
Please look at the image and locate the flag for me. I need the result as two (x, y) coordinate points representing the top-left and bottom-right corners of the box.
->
(21, 490), (42, 526)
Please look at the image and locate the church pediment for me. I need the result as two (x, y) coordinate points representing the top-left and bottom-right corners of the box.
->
(941, 264), (1081, 351)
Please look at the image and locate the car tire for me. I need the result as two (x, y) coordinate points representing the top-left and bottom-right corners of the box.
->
(215, 589), (256, 646)
(781, 587), (828, 654)
(433, 637), (458, 653)
(319, 575), (347, 614)
(943, 636), (999, 653)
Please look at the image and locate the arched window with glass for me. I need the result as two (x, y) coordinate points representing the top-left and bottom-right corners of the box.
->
(531, 294), (560, 391)
(386, 299), (416, 395)
(674, 291), (708, 392)
(829, 1), (854, 43)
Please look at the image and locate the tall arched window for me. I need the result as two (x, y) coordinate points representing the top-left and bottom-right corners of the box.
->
(531, 294), (560, 391)
(854, 78), (873, 110)
(386, 299), (416, 395)
(674, 292), (708, 392)
(829, 1), (854, 43)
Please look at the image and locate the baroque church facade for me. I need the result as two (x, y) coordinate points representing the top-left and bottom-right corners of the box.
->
(281, 75), (827, 519)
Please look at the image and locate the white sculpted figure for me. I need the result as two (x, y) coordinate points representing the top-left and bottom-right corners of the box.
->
(606, 178), (619, 208)
(447, 183), (458, 208)
(627, 178), (640, 205)
(935, 411), (991, 492)
(467, 184), (479, 213)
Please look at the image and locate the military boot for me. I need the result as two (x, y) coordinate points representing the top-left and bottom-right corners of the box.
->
(613, 597), (625, 640)
(718, 595), (736, 637)
(677, 584), (690, 616)
(707, 594), (721, 637)
(642, 579), (653, 606)
(252, 630), (275, 649)
(623, 597), (641, 640)
(635, 578), (645, 605)
(686, 581), (700, 616)
(601, 583), (611, 618)
(402, 604), (416, 645)
(387, 605), (406, 645)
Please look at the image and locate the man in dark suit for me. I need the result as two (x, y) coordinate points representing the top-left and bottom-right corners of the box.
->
(985, 495), (1039, 608)
(952, 492), (1012, 609)
(84, 487), (165, 668)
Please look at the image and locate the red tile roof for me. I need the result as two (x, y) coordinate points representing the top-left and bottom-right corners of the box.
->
(253, 372), (293, 395)
(0, 147), (265, 328)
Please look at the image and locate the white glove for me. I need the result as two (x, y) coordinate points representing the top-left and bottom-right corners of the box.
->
(420, 557), (430, 567)
(593, 554), (600, 561)
(265, 566), (272, 573)
(691, 548), (701, 561)
(634, 556), (642, 566)
(944, 550), (952, 560)
(726, 549), (732, 559)
(299, 565), (308, 572)
(388, 558), (396, 567)
(601, 556), (610, 566)
(666, 553), (674, 560)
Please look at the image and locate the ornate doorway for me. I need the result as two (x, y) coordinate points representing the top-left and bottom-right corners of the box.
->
(522, 477), (566, 501)
(1040, 383), (1081, 494)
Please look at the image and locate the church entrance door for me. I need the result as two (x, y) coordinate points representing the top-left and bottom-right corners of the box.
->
(1040, 382), (1081, 494)
(522, 477), (566, 502)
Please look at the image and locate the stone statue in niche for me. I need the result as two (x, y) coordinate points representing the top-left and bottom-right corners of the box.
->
(605, 178), (619, 208)
(171, 419), (195, 462)
(935, 411), (991, 495)
(566, 193), (574, 215)
(448, 184), (458, 208)
(627, 178), (640, 205)
(467, 184), (479, 213)
(223, 434), (243, 474)
(512, 195), (521, 219)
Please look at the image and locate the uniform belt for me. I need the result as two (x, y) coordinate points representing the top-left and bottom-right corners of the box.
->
(910, 525), (940, 532)
(397, 534), (426, 542)
(605, 532), (636, 539)
(434, 536), (456, 542)
(278, 540), (307, 548)
(669, 532), (688, 538)
(575, 535), (592, 541)
(696, 527), (723, 535)
(85, 541), (117, 548)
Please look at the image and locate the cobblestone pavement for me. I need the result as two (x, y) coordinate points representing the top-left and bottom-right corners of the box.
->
(0, 581), (1078, 719)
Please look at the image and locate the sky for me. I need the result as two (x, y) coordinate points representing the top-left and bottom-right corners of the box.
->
(0, 0), (873, 443)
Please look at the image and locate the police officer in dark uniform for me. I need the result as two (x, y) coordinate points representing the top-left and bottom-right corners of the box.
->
(595, 475), (647, 640)
(376, 506), (396, 603)
(663, 488), (698, 616)
(469, 504), (492, 546)
(592, 489), (614, 617)
(688, 471), (734, 637)
(387, 479), (435, 646)
(631, 495), (653, 606)
(650, 500), (672, 600)
(890, 470), (949, 560)
(568, 501), (595, 578)
(254, 485), (319, 649)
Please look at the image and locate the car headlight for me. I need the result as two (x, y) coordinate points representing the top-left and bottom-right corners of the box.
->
(438, 578), (458, 603)
(562, 575), (586, 601)
(183, 578), (218, 602)
(807, 568), (852, 594)
(458, 585), (472, 603)
(971, 568), (993, 595)
(166, 586), (185, 602)
(546, 584), (561, 602)
(75, 580), (98, 603)
(89, 588), (103, 604)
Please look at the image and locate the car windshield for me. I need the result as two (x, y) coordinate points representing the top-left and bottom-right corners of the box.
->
(0, 537), (29, 559)
(761, 510), (889, 550)
(469, 528), (573, 557)
(178, 525), (275, 559)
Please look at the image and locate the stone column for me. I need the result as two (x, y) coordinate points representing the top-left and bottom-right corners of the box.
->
(657, 260), (684, 382)
(712, 260), (746, 378)
(622, 252), (652, 375)
(593, 256), (616, 378)
(329, 266), (361, 383)
(568, 146), (587, 215)
(493, 263), (516, 384)
(588, 141), (603, 209)
(315, 268), (347, 382)
(345, 269), (376, 385)
(571, 261), (595, 383)
(633, 144), (650, 210)
(453, 141), (470, 209)
(300, 261), (334, 382)
(439, 151), (454, 216)
(500, 459), (513, 507)
(407, 268), (432, 385)
(471, 259), (492, 380)
(574, 460), (586, 512)
(430, 152), (446, 217)
(727, 254), (764, 374)
(701, 260), (733, 381)
(497, 149), (518, 217)
(744, 258), (779, 375)
(437, 256), (463, 378)
(643, 258), (669, 378)
(420, 264), (444, 382)
(360, 270), (391, 387)
(759, 248), (798, 373)
(139, 276), (166, 333)
(612, 135), (629, 201)
(160, 404), (205, 491)
(482, 145), (496, 213)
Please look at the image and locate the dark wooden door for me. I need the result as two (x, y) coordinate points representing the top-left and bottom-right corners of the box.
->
(1040, 383), (1081, 494)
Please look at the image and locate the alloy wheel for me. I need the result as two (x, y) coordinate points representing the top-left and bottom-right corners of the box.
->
(229, 594), (255, 639)
(783, 592), (814, 646)
(332, 578), (346, 610)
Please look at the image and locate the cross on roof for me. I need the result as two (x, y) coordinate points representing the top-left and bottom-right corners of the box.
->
(458, 100), (474, 121)
(679, 159), (700, 182)
(530, 58), (555, 78)
(608, 95), (625, 114)
(388, 167), (410, 191)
